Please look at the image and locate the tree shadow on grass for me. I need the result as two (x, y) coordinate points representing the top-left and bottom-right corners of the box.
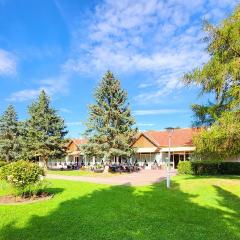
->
(1, 180), (240, 240)
(213, 185), (240, 232)
(181, 175), (240, 180)
(45, 187), (65, 196)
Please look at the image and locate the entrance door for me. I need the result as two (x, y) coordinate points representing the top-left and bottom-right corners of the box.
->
(173, 154), (185, 169)
(80, 155), (84, 166)
(173, 154), (180, 169)
(75, 156), (79, 166)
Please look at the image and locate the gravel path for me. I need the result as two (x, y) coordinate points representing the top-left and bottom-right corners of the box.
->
(47, 169), (177, 186)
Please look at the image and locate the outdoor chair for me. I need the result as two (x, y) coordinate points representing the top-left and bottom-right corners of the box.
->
(151, 164), (158, 170)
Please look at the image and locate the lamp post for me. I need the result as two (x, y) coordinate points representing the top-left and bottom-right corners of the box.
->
(165, 127), (174, 188)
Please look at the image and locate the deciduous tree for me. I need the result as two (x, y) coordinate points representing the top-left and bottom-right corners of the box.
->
(193, 111), (240, 160)
(183, 6), (240, 126)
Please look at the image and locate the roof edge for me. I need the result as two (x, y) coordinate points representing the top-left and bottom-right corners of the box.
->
(131, 132), (160, 147)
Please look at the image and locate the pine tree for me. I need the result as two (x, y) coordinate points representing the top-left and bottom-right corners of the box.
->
(82, 71), (138, 161)
(23, 90), (68, 167)
(0, 105), (20, 162)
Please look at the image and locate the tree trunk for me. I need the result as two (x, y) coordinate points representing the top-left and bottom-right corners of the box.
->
(41, 156), (48, 169)
(6, 154), (9, 163)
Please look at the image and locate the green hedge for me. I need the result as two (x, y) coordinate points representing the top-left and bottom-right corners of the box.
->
(178, 161), (240, 175)
(219, 162), (240, 175)
(0, 161), (7, 167)
(191, 161), (219, 175)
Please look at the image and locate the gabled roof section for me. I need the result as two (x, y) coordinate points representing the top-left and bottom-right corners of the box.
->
(66, 138), (88, 148)
(72, 139), (88, 146)
(144, 128), (201, 147)
(131, 132), (160, 147)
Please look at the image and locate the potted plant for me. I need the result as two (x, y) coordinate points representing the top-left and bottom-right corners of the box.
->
(94, 164), (104, 173)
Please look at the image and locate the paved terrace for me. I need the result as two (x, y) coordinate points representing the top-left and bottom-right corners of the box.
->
(47, 169), (177, 186)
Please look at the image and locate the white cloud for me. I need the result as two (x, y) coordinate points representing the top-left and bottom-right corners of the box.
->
(64, 0), (201, 73)
(0, 49), (17, 76)
(133, 109), (189, 116)
(6, 89), (40, 102)
(135, 71), (186, 103)
(38, 75), (69, 96)
(63, 0), (238, 103)
(59, 108), (72, 113)
(7, 74), (69, 102)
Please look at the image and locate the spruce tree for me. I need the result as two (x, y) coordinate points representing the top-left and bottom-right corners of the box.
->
(0, 105), (20, 162)
(82, 71), (137, 161)
(23, 90), (68, 167)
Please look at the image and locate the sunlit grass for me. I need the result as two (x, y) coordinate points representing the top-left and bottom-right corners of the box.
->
(0, 175), (239, 240)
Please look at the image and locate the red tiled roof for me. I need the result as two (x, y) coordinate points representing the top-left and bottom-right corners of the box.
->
(143, 128), (201, 147)
(71, 138), (88, 145)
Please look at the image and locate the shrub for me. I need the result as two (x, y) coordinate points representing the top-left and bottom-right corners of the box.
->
(178, 161), (193, 174)
(0, 161), (7, 167)
(219, 162), (240, 175)
(95, 164), (104, 169)
(191, 161), (220, 175)
(191, 161), (240, 175)
(0, 160), (46, 197)
(13, 179), (50, 197)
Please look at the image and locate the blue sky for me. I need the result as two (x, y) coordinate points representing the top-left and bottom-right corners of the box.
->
(0, 0), (238, 137)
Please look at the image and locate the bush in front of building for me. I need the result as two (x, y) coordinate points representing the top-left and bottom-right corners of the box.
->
(0, 161), (7, 167)
(178, 161), (193, 174)
(0, 160), (48, 197)
(191, 161), (220, 175)
(218, 162), (240, 175)
(191, 161), (240, 175)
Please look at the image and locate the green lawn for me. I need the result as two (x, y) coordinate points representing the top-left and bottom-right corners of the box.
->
(0, 175), (240, 240)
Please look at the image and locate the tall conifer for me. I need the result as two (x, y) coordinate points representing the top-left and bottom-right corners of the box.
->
(0, 105), (20, 162)
(82, 71), (137, 161)
(23, 90), (68, 167)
